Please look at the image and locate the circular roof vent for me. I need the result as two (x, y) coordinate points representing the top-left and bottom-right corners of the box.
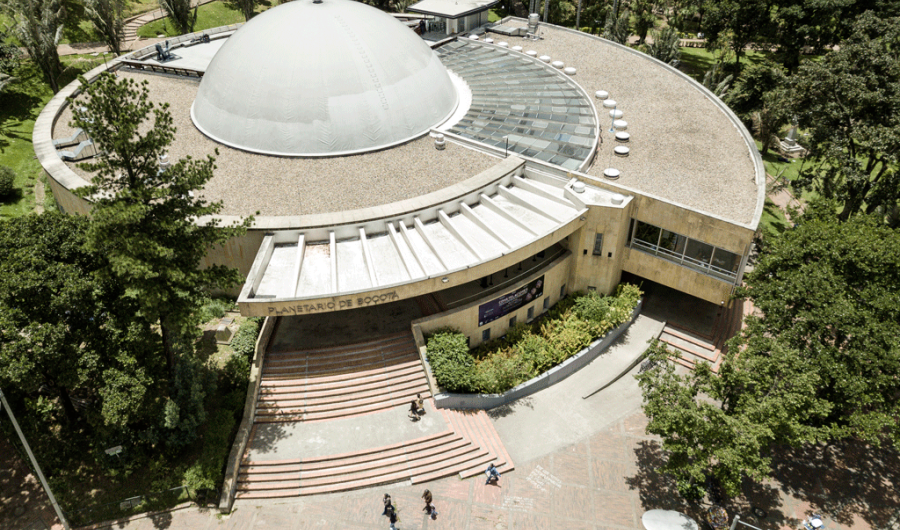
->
(191, 0), (458, 157)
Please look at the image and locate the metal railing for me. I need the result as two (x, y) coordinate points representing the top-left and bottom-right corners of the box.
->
(630, 239), (738, 283)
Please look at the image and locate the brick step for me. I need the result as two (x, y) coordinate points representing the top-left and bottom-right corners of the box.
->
(263, 347), (417, 375)
(258, 369), (427, 400)
(256, 382), (431, 416)
(412, 451), (496, 485)
(297, 447), (492, 495)
(267, 332), (411, 357)
(264, 339), (416, 367)
(299, 440), (475, 481)
(661, 327), (716, 352)
(237, 480), (300, 491)
(661, 337), (720, 364)
(261, 359), (423, 385)
(235, 488), (298, 500)
(242, 431), (458, 473)
(255, 391), (431, 422)
(257, 378), (429, 409)
(441, 408), (515, 479)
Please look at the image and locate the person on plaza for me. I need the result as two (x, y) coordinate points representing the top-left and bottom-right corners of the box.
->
(408, 399), (420, 421)
(382, 493), (394, 516)
(415, 394), (425, 414)
(422, 489), (438, 518)
(485, 463), (501, 485)
(389, 510), (399, 529)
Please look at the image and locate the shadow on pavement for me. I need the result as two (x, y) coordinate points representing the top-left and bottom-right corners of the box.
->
(487, 396), (534, 419)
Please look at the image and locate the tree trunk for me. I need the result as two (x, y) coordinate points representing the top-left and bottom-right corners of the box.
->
(57, 386), (80, 427)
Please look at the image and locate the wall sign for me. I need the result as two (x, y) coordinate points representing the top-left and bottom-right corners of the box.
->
(478, 276), (544, 326)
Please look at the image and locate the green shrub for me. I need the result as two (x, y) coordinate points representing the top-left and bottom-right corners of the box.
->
(182, 407), (235, 494)
(196, 296), (233, 324)
(0, 166), (15, 197)
(426, 329), (475, 392)
(231, 317), (262, 359)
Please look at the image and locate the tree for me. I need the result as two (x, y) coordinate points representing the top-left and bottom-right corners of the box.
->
(0, 39), (21, 93)
(71, 72), (251, 374)
(630, 0), (657, 44)
(0, 0), (65, 92)
(158, 0), (197, 35)
(701, 0), (770, 70)
(646, 26), (681, 66)
(85, 0), (126, 55)
(724, 60), (790, 155)
(0, 213), (162, 433)
(792, 13), (900, 224)
(638, 209), (900, 499)
(602, 7), (629, 44)
(700, 60), (732, 98)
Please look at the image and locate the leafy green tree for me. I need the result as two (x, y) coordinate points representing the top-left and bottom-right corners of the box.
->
(71, 72), (252, 374)
(646, 26), (680, 66)
(224, 0), (257, 21)
(792, 13), (900, 224)
(701, 0), (769, 70)
(602, 7), (629, 44)
(700, 60), (732, 98)
(85, 0), (126, 55)
(630, 0), (657, 44)
(724, 60), (790, 155)
(0, 213), (163, 433)
(0, 40), (21, 93)
(638, 209), (900, 499)
(0, 0), (65, 92)
(158, 0), (197, 35)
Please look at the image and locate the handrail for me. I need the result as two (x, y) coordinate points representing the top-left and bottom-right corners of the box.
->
(119, 59), (204, 78)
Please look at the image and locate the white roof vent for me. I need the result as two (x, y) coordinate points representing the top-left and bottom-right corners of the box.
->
(614, 145), (630, 157)
(595, 90), (609, 99)
(615, 131), (630, 142)
(435, 133), (446, 150)
(564, 66), (576, 75)
(603, 168), (620, 180)
(551, 60), (564, 69)
(512, 45), (523, 51)
(572, 181), (585, 193)
(526, 50), (537, 57)
(539, 55), (551, 62)
(498, 41), (508, 47)
(469, 34), (479, 40)
(609, 109), (623, 119)
(613, 119), (628, 130)
(602, 99), (617, 109)
(484, 37), (494, 43)
(611, 193), (625, 205)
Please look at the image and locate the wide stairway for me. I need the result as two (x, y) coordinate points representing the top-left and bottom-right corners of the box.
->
(255, 332), (428, 423)
(436, 39), (598, 171)
(235, 331), (515, 499)
(661, 299), (746, 373)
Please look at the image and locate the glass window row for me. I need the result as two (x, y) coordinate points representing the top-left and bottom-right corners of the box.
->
(628, 220), (742, 283)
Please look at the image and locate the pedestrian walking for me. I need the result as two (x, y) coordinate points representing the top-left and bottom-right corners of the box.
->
(422, 488), (438, 519)
(382, 493), (394, 516)
(485, 463), (501, 485)
(408, 399), (420, 421)
(389, 510), (399, 529)
(415, 393), (425, 414)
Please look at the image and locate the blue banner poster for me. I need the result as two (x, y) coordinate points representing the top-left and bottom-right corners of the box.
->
(478, 276), (545, 326)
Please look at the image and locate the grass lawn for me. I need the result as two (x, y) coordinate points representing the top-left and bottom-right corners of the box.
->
(678, 46), (771, 81)
(137, 1), (266, 38)
(0, 55), (110, 218)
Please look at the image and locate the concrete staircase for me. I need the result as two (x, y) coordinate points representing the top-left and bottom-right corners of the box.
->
(661, 299), (746, 373)
(256, 332), (429, 423)
(236, 404), (513, 499)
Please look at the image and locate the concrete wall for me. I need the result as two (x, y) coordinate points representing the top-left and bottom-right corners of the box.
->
(412, 251), (573, 348)
(566, 200), (635, 296)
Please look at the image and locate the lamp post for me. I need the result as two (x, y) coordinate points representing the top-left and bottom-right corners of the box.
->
(504, 135), (509, 157)
(0, 388), (71, 529)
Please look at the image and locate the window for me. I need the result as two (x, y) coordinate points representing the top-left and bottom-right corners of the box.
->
(592, 233), (604, 256)
(509, 316), (517, 327)
(527, 306), (535, 320)
(711, 248), (741, 274)
(659, 229), (687, 256)
(633, 221), (661, 247)
(684, 239), (715, 267)
(560, 284), (566, 298)
(482, 328), (490, 342)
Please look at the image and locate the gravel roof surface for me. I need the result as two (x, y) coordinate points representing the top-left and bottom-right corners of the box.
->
(56, 70), (500, 217)
(497, 22), (760, 224)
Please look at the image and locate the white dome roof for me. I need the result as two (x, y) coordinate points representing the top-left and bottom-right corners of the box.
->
(191, 0), (458, 157)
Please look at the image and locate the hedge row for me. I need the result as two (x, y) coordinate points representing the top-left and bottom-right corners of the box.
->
(426, 283), (642, 394)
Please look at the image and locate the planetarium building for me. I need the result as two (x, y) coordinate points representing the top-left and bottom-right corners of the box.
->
(34, 0), (764, 348)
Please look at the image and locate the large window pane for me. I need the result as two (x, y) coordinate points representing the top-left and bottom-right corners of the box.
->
(684, 239), (714, 266)
(633, 221), (661, 246)
(711, 248), (741, 273)
(659, 230), (687, 255)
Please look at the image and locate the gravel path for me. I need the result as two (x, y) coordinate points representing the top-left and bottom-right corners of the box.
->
(500, 23), (759, 224)
(57, 70), (499, 217)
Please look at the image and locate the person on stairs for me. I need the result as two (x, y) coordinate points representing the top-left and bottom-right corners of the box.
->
(485, 463), (501, 485)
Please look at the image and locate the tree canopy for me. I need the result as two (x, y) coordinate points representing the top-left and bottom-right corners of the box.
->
(72, 72), (251, 373)
(0, 0), (65, 92)
(638, 208), (900, 499)
(792, 12), (900, 224)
